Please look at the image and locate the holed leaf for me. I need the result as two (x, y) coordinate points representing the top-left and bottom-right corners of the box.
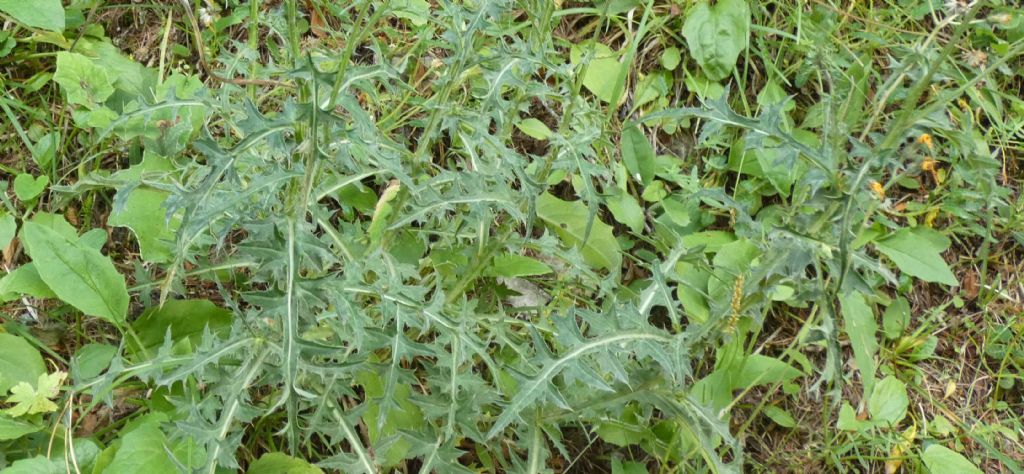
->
(53, 52), (114, 108)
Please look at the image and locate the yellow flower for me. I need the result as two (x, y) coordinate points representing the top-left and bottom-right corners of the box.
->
(870, 180), (885, 200)
(922, 158), (941, 183)
(921, 158), (937, 172)
(916, 133), (934, 151)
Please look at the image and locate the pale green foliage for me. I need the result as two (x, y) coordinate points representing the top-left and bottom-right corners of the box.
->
(4, 372), (64, 417)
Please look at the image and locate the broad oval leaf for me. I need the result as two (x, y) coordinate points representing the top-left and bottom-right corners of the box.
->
(620, 125), (655, 186)
(0, 0), (64, 31)
(921, 445), (983, 474)
(0, 414), (39, 440)
(248, 453), (324, 474)
(0, 333), (46, 394)
(53, 52), (114, 108)
(605, 189), (645, 234)
(21, 221), (128, 327)
(0, 213), (15, 251)
(515, 118), (553, 141)
(128, 299), (233, 358)
(104, 416), (203, 473)
(842, 293), (877, 398)
(682, 0), (751, 81)
(868, 375), (908, 425)
(874, 227), (957, 286)
(734, 355), (802, 388)
(487, 254), (553, 278)
(569, 43), (627, 103)
(536, 192), (621, 271)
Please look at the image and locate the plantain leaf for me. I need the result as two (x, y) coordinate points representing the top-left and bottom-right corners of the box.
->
(841, 293), (877, 398)
(21, 221), (128, 327)
(620, 125), (655, 186)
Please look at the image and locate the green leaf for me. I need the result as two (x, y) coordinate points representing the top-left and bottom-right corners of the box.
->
(71, 37), (155, 99)
(593, 0), (642, 16)
(882, 297), (910, 340)
(0, 455), (62, 474)
(390, 0), (430, 26)
(734, 355), (802, 388)
(868, 376), (908, 425)
(79, 228), (108, 250)
(756, 78), (794, 112)
(640, 180), (668, 202)
(0, 0), (64, 31)
(30, 212), (78, 240)
(31, 132), (59, 169)
(21, 221), (129, 327)
(840, 53), (873, 128)
(661, 47), (681, 70)
(128, 299), (233, 359)
(929, 415), (956, 437)
(356, 371), (424, 466)
(605, 190), (645, 233)
(0, 264), (58, 302)
(611, 459), (648, 474)
(536, 192), (621, 271)
(570, 43), (627, 103)
(680, 230), (736, 253)
(620, 125), (655, 186)
(661, 197), (693, 227)
(682, 0), (751, 81)
(0, 213), (16, 251)
(12, 174), (48, 201)
(367, 180), (401, 249)
(0, 414), (39, 440)
(595, 405), (648, 447)
(108, 187), (179, 263)
(487, 254), (553, 278)
(72, 343), (117, 380)
(247, 453), (324, 474)
(53, 52), (114, 108)
(875, 227), (957, 286)
(0, 31), (13, 58)
(103, 417), (197, 474)
(763, 406), (797, 428)
(921, 445), (983, 474)
(4, 371), (65, 417)
(674, 261), (710, 324)
(842, 293), (877, 397)
(836, 402), (868, 431)
(0, 333), (46, 394)
(634, 71), (672, 108)
(515, 118), (553, 140)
